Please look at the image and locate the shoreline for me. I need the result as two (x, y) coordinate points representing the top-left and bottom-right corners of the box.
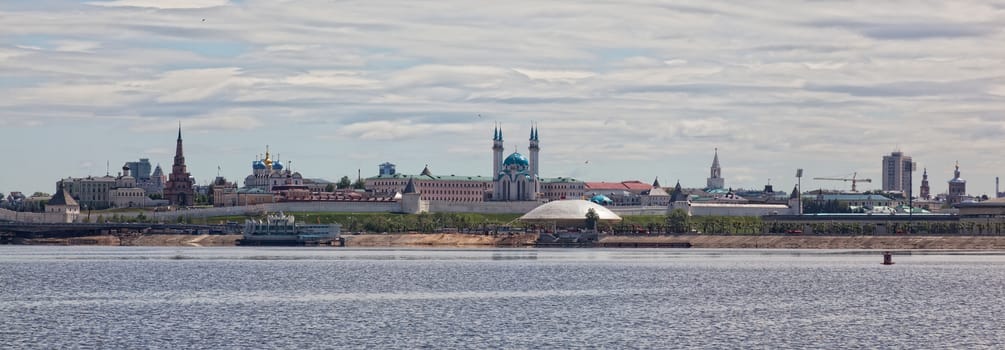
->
(9, 233), (1005, 250)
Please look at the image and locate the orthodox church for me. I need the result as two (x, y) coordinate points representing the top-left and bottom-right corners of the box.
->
(492, 124), (541, 201)
(244, 146), (304, 191)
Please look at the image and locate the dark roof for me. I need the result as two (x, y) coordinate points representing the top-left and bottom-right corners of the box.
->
(670, 181), (685, 202)
(48, 182), (78, 207)
(540, 177), (581, 183)
(403, 177), (417, 194)
(367, 173), (492, 182)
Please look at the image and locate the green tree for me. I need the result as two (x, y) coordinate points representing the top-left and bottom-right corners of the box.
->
(195, 194), (210, 205)
(325, 183), (336, 192)
(585, 208), (599, 231)
(667, 208), (690, 233)
(337, 176), (352, 189)
(352, 178), (366, 190)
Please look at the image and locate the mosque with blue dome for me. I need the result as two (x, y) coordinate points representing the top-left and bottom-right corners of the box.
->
(366, 124), (587, 203)
(491, 124), (541, 201)
(244, 146), (304, 191)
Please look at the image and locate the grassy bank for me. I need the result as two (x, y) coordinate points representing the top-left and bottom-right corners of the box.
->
(205, 212), (524, 233)
(198, 213), (763, 235)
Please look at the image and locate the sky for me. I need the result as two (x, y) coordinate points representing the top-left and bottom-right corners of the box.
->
(2, 0), (1004, 196)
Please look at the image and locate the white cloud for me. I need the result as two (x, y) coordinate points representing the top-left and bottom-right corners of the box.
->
(147, 67), (251, 103)
(513, 69), (596, 83)
(332, 120), (474, 141)
(283, 70), (380, 88)
(129, 114), (264, 132)
(87, 0), (230, 9)
(52, 40), (102, 53)
(3, 0), (1005, 194)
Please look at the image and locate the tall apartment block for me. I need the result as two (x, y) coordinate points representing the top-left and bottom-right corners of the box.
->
(882, 151), (915, 198)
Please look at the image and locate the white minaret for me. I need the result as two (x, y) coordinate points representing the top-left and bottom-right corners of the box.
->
(528, 124), (540, 177)
(492, 123), (504, 177)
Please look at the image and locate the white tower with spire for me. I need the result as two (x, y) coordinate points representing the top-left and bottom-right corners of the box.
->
(492, 123), (504, 177)
(528, 124), (540, 177)
(706, 148), (725, 190)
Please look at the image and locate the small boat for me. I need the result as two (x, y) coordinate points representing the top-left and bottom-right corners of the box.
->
(238, 212), (341, 246)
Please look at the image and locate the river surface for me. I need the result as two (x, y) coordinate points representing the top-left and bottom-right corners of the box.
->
(1, 247), (1003, 349)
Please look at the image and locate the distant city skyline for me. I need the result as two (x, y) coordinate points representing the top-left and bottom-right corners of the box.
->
(3, 1), (1003, 196)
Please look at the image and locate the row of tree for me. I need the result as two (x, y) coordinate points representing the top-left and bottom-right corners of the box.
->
(71, 208), (1005, 237)
(332, 177), (367, 191)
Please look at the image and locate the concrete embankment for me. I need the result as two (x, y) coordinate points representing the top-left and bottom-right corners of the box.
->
(13, 233), (1005, 249)
(601, 235), (1005, 250)
(15, 234), (242, 247)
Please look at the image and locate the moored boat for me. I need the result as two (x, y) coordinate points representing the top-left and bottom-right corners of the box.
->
(238, 212), (341, 246)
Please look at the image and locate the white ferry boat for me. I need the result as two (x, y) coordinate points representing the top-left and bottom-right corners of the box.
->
(239, 212), (342, 246)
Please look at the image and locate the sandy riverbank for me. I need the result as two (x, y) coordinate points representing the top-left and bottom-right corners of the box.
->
(13, 233), (1005, 249)
(344, 233), (538, 247)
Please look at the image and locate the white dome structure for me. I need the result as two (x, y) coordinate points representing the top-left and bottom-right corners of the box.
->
(519, 200), (622, 225)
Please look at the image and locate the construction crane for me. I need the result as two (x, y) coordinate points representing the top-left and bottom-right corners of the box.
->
(813, 172), (872, 192)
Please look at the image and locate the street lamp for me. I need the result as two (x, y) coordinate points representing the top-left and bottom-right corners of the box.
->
(908, 162), (915, 234)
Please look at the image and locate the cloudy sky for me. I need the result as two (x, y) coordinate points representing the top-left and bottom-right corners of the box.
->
(3, 0), (1004, 196)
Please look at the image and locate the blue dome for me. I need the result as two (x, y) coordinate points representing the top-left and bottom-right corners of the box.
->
(253, 160), (266, 170)
(590, 194), (613, 205)
(272, 161), (284, 170)
(503, 152), (529, 167)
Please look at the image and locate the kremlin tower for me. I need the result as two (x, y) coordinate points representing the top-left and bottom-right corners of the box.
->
(164, 124), (196, 206)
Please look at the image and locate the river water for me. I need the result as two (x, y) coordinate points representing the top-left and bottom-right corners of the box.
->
(1, 246), (1003, 349)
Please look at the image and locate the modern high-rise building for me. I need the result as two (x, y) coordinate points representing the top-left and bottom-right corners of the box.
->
(123, 158), (164, 195)
(706, 148), (725, 190)
(123, 158), (152, 180)
(379, 162), (396, 176)
(882, 151), (915, 197)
